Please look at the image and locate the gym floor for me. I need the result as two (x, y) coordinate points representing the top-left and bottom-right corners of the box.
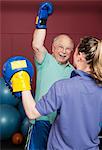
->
(1, 139), (26, 150)
(1, 139), (102, 150)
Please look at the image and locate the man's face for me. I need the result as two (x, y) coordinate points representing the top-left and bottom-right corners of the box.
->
(52, 37), (74, 64)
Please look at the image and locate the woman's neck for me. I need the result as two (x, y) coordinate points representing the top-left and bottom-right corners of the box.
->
(77, 64), (91, 74)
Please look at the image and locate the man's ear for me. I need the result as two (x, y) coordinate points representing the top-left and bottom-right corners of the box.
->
(52, 44), (55, 53)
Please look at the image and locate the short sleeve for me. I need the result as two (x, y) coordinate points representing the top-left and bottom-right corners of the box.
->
(35, 82), (62, 116)
(34, 52), (49, 70)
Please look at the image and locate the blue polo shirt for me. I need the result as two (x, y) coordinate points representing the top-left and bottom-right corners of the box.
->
(36, 70), (102, 150)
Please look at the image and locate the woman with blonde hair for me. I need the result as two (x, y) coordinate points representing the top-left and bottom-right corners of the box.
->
(4, 36), (102, 150)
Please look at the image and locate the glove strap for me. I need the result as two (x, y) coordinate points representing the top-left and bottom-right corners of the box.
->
(36, 16), (47, 29)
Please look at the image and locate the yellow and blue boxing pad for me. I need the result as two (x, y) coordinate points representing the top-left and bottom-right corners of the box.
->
(2, 56), (34, 97)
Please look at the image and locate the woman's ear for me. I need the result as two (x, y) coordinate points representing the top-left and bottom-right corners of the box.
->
(78, 52), (86, 62)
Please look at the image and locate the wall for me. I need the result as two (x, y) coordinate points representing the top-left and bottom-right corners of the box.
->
(0, 0), (102, 91)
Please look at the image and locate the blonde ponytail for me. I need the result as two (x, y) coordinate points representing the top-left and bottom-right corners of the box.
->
(92, 41), (102, 86)
(78, 37), (102, 86)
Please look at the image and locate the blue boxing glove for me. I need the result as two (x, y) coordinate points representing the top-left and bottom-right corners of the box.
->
(2, 56), (34, 98)
(36, 2), (53, 29)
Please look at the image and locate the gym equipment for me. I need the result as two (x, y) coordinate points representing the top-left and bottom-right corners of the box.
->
(36, 2), (53, 29)
(18, 101), (26, 120)
(12, 133), (23, 145)
(0, 77), (20, 106)
(2, 56), (34, 97)
(0, 104), (21, 140)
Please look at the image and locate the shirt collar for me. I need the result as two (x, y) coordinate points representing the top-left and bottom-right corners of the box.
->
(70, 70), (93, 80)
(58, 61), (70, 67)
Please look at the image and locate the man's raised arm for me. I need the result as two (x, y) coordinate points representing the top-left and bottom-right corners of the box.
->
(32, 2), (53, 63)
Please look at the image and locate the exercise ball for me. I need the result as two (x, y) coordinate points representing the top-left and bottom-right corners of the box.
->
(0, 77), (20, 106)
(18, 101), (26, 120)
(21, 117), (31, 136)
(0, 104), (21, 140)
(100, 122), (102, 127)
(12, 133), (23, 145)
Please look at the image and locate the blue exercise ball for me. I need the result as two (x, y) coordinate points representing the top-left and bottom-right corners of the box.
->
(0, 104), (21, 140)
(21, 117), (31, 136)
(100, 122), (102, 127)
(0, 78), (20, 106)
(18, 101), (26, 120)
